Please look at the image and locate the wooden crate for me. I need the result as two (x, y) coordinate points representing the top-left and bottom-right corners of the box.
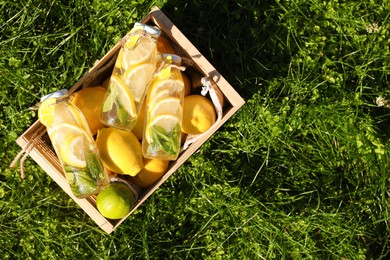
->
(16, 6), (245, 234)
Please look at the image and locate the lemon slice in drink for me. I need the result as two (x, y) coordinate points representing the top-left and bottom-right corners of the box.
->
(145, 114), (180, 144)
(39, 98), (88, 131)
(110, 74), (137, 118)
(122, 36), (157, 68)
(38, 97), (56, 127)
(49, 122), (94, 156)
(149, 97), (182, 118)
(148, 79), (184, 100)
(59, 103), (89, 130)
(149, 88), (170, 104)
(123, 63), (156, 103)
(114, 48), (124, 70)
(60, 135), (88, 168)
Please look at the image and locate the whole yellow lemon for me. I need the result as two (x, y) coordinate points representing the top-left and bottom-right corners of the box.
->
(182, 72), (191, 97)
(71, 86), (107, 135)
(157, 36), (176, 54)
(96, 127), (143, 176)
(181, 95), (216, 135)
(132, 100), (146, 141)
(131, 158), (170, 188)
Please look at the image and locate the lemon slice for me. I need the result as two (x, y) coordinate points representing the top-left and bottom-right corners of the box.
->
(145, 114), (180, 144)
(149, 97), (182, 118)
(110, 75), (137, 118)
(148, 88), (170, 108)
(125, 35), (141, 49)
(64, 103), (89, 130)
(114, 48), (124, 70)
(38, 97), (56, 127)
(40, 99), (88, 130)
(60, 135), (88, 168)
(49, 123), (94, 153)
(158, 66), (171, 80)
(122, 36), (156, 68)
(123, 63), (156, 102)
(148, 79), (184, 99)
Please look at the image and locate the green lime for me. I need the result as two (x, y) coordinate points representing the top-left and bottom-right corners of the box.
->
(96, 182), (135, 219)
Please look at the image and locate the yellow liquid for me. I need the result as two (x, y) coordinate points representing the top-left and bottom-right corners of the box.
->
(100, 33), (159, 131)
(142, 67), (185, 160)
(48, 101), (109, 198)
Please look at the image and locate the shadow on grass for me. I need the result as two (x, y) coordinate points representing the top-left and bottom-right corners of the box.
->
(158, 0), (295, 208)
(160, 0), (292, 100)
(158, 0), (293, 191)
(158, 0), (294, 190)
(156, 2), (389, 258)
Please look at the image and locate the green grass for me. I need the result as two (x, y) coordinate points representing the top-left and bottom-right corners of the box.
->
(1, 0), (389, 259)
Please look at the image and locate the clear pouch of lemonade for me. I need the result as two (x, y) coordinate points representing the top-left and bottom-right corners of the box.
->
(39, 90), (109, 198)
(101, 23), (161, 131)
(142, 54), (185, 160)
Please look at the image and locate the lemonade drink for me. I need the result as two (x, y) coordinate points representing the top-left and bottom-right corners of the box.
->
(38, 90), (109, 198)
(101, 23), (161, 131)
(142, 54), (185, 160)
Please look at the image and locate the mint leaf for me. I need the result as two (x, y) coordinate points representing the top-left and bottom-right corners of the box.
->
(102, 84), (117, 112)
(86, 153), (105, 179)
(64, 153), (106, 197)
(116, 102), (129, 125)
(148, 124), (181, 156)
(71, 171), (98, 197)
